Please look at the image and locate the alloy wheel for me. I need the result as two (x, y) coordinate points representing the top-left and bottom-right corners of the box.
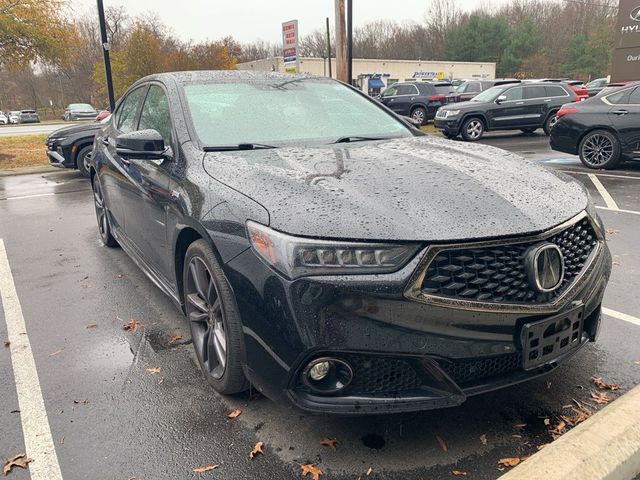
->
(465, 120), (483, 139)
(83, 152), (92, 172)
(185, 257), (227, 379)
(412, 109), (425, 124)
(93, 180), (108, 237)
(582, 134), (614, 167)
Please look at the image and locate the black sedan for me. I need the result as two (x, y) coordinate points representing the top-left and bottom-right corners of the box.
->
(90, 71), (611, 414)
(46, 117), (109, 177)
(550, 81), (640, 169)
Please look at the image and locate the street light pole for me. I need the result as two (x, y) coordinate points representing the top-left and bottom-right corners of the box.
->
(346, 0), (353, 85)
(97, 0), (115, 112)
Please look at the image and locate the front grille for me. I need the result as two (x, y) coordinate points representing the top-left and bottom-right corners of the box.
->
(437, 353), (522, 386)
(420, 218), (598, 304)
(343, 356), (423, 396)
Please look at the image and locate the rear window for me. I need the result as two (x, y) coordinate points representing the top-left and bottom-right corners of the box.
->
(435, 85), (456, 94)
(545, 85), (568, 97)
(524, 86), (546, 99)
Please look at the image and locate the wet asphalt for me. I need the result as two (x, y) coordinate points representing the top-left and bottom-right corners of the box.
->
(1, 131), (639, 480)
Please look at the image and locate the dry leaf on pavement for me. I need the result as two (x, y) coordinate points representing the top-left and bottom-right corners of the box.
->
(300, 463), (323, 480)
(590, 391), (611, 404)
(479, 434), (487, 445)
(73, 399), (89, 404)
(2, 453), (33, 476)
(435, 434), (448, 452)
(167, 334), (183, 344)
(320, 436), (338, 450)
(514, 423), (527, 428)
(146, 368), (161, 375)
(192, 464), (219, 473)
(249, 441), (264, 459)
(605, 228), (619, 235)
(549, 420), (566, 439)
(451, 470), (468, 476)
(543, 418), (550, 426)
(590, 376), (620, 391)
(122, 319), (143, 331)
(48, 349), (63, 357)
(498, 457), (521, 467)
(227, 409), (242, 419)
(3, 340), (9, 347)
(366, 467), (373, 476)
(85, 323), (97, 329)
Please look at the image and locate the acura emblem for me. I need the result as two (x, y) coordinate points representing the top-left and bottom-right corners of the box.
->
(525, 243), (565, 293)
(631, 5), (640, 21)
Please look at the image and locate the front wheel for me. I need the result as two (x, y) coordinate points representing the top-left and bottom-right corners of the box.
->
(578, 130), (621, 170)
(461, 117), (484, 141)
(184, 240), (248, 395)
(92, 178), (118, 247)
(76, 145), (92, 178)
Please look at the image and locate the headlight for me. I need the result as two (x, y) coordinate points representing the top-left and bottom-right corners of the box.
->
(444, 110), (461, 117)
(247, 221), (421, 279)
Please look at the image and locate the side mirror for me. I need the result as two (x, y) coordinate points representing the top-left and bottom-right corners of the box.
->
(116, 129), (165, 160)
(496, 95), (507, 104)
(401, 115), (422, 128)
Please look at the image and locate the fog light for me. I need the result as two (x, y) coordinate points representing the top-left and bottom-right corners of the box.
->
(309, 361), (330, 380)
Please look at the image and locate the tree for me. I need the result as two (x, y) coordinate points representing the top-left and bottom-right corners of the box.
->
(444, 15), (511, 65)
(500, 17), (540, 77)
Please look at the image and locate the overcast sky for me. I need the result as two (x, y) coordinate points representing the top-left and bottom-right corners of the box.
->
(74, 0), (511, 44)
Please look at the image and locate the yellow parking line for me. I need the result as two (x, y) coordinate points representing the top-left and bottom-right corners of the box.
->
(588, 174), (619, 210)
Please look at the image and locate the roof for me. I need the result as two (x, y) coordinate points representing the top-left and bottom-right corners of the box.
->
(137, 70), (321, 85)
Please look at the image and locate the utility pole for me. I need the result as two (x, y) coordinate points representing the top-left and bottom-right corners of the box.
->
(346, 0), (353, 85)
(334, 0), (347, 83)
(325, 17), (332, 78)
(97, 0), (115, 111)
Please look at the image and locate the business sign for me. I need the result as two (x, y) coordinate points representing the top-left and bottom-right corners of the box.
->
(611, 0), (640, 80)
(412, 71), (445, 80)
(282, 20), (299, 74)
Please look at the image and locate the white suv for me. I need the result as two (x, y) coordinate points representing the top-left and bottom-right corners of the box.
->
(0, 111), (7, 125)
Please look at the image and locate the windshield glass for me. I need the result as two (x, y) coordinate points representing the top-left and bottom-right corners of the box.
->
(183, 78), (411, 147)
(471, 85), (508, 102)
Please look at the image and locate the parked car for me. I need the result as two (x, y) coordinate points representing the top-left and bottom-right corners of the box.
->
(536, 79), (589, 101)
(451, 79), (520, 102)
(90, 71), (610, 414)
(17, 110), (40, 123)
(379, 81), (457, 125)
(550, 81), (640, 170)
(8, 111), (20, 124)
(586, 78), (609, 97)
(0, 111), (7, 125)
(434, 82), (578, 141)
(46, 116), (109, 177)
(63, 103), (99, 121)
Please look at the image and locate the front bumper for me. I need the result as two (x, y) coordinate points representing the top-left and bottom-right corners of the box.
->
(224, 218), (611, 414)
(46, 144), (74, 168)
(434, 117), (462, 135)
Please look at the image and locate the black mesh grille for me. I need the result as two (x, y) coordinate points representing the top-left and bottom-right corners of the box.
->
(437, 353), (522, 386)
(421, 218), (598, 304)
(343, 356), (423, 396)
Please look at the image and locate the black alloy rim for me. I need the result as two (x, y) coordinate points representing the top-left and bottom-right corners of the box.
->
(93, 180), (108, 238)
(582, 134), (613, 167)
(185, 257), (227, 379)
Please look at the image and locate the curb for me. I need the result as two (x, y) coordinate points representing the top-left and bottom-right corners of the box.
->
(500, 384), (640, 480)
(0, 166), (63, 177)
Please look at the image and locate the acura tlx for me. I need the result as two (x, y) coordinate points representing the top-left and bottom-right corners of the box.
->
(90, 71), (611, 414)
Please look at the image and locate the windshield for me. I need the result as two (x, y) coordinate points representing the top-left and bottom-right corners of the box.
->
(471, 85), (509, 102)
(183, 78), (411, 147)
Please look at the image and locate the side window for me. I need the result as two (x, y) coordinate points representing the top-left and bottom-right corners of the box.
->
(606, 91), (629, 104)
(545, 85), (568, 97)
(139, 85), (172, 144)
(466, 82), (481, 93)
(396, 84), (419, 95)
(524, 86), (546, 99)
(628, 87), (640, 105)
(381, 86), (398, 97)
(503, 86), (523, 101)
(116, 87), (145, 133)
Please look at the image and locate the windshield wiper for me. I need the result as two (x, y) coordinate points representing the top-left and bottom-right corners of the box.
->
(332, 136), (388, 144)
(203, 143), (277, 152)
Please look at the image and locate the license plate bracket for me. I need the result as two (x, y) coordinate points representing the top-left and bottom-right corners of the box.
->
(521, 306), (584, 370)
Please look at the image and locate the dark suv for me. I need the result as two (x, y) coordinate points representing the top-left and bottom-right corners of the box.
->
(452, 79), (520, 102)
(434, 82), (578, 141)
(379, 81), (456, 125)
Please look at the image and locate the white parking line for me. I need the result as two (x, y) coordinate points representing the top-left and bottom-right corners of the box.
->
(596, 206), (640, 216)
(2, 193), (56, 201)
(588, 174), (619, 210)
(0, 239), (63, 480)
(602, 307), (640, 327)
(561, 170), (640, 181)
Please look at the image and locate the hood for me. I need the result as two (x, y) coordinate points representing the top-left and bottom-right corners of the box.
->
(202, 136), (588, 242)
(48, 122), (102, 139)
(444, 100), (488, 110)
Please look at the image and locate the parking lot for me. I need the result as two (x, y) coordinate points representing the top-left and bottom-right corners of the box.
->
(1, 131), (639, 480)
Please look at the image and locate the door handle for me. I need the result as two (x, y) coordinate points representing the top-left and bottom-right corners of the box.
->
(611, 110), (628, 116)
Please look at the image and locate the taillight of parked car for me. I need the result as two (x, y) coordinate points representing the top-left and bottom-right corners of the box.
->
(556, 107), (578, 119)
(428, 95), (446, 102)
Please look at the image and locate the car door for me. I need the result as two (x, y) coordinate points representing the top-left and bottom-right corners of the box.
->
(119, 83), (176, 280)
(609, 86), (640, 158)
(488, 85), (527, 129)
(522, 85), (547, 126)
(381, 83), (418, 115)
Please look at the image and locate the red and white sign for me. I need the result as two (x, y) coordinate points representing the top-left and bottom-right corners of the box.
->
(282, 20), (299, 73)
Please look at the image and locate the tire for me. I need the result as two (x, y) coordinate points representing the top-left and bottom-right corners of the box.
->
(183, 239), (248, 395)
(578, 130), (622, 170)
(75, 145), (92, 178)
(520, 128), (536, 135)
(92, 177), (118, 247)
(461, 117), (484, 141)
(410, 106), (428, 126)
(543, 113), (558, 135)
(443, 132), (457, 140)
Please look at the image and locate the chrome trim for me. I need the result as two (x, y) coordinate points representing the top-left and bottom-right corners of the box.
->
(404, 211), (604, 314)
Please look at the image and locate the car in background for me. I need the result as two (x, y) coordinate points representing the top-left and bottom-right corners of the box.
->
(17, 110), (40, 123)
(451, 79), (520, 102)
(0, 112), (7, 125)
(63, 103), (99, 121)
(586, 78), (609, 97)
(550, 81), (640, 170)
(535, 79), (589, 101)
(379, 81), (457, 125)
(46, 116), (109, 177)
(8, 111), (20, 124)
(434, 82), (578, 141)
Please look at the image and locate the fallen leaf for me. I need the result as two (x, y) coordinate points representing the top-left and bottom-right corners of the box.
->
(300, 463), (323, 480)
(227, 409), (242, 419)
(80, 283), (91, 289)
(192, 464), (219, 473)
(146, 368), (161, 375)
(435, 434), (448, 452)
(158, 378), (164, 385)
(48, 349), (63, 357)
(512, 434), (522, 439)
(634, 360), (640, 365)
(537, 443), (549, 450)
(85, 323), (98, 329)
(366, 467), (373, 476)
(3, 340), (10, 347)
(320, 436), (338, 450)
(605, 228), (619, 235)
(590, 391), (611, 404)
(60, 436), (64, 445)
(451, 470), (467, 476)
(590, 376), (620, 391)
(479, 434), (488, 445)
(543, 418), (550, 426)
(498, 457), (521, 468)
(2, 453), (33, 476)
(249, 441), (264, 459)
(167, 334), (183, 344)
(549, 420), (566, 438)
(73, 399), (89, 404)
(514, 423), (527, 428)
(122, 319), (143, 332)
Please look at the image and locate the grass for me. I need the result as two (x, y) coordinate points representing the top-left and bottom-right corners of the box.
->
(0, 134), (49, 169)
(420, 123), (441, 135)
